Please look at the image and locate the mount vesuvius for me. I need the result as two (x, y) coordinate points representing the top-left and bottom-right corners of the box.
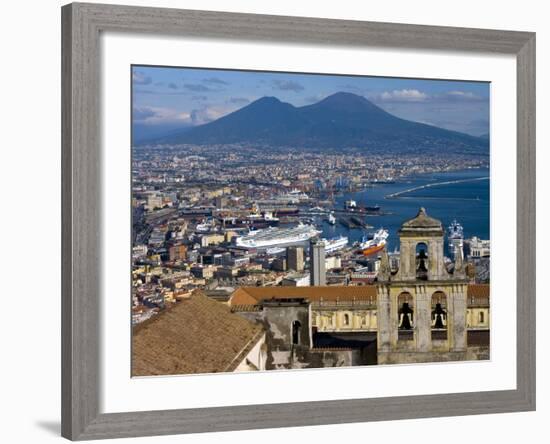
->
(145, 92), (488, 155)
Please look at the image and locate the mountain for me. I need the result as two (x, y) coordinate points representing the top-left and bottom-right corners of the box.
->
(161, 96), (309, 146)
(133, 123), (192, 144)
(148, 92), (488, 155)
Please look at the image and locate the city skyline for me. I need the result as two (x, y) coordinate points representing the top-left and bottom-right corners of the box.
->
(131, 66), (491, 375)
(132, 66), (490, 142)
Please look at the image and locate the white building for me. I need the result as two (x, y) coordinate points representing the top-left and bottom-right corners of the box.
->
(468, 237), (490, 258)
(281, 272), (310, 287)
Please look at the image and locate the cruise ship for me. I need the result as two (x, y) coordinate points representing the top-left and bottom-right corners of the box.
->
(322, 235), (348, 254)
(235, 224), (321, 250)
(358, 228), (389, 256)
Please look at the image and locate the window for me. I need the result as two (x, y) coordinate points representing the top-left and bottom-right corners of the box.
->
(344, 313), (350, 326)
(398, 292), (414, 330)
(479, 312), (484, 324)
(416, 242), (429, 280)
(431, 291), (448, 340)
(431, 292), (447, 329)
(291, 320), (301, 345)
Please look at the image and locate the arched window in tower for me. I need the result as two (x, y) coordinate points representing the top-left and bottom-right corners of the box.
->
(291, 320), (301, 345)
(416, 242), (429, 280)
(431, 291), (448, 340)
(398, 292), (414, 331)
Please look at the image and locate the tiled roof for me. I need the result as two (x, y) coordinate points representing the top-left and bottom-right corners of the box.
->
(230, 284), (490, 307)
(230, 286), (377, 306)
(132, 291), (264, 376)
(467, 284), (490, 297)
(467, 284), (490, 306)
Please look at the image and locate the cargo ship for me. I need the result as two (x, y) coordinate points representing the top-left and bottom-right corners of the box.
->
(235, 223), (321, 250)
(358, 228), (389, 256)
(365, 204), (381, 212)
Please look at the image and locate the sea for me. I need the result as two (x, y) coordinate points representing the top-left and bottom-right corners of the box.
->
(318, 168), (490, 253)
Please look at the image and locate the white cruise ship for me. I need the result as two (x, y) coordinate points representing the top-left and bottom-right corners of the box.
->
(322, 236), (348, 254)
(235, 224), (321, 249)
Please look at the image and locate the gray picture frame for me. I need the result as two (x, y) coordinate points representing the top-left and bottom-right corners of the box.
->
(61, 2), (536, 440)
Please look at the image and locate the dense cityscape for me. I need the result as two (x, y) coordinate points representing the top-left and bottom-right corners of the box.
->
(131, 144), (490, 325)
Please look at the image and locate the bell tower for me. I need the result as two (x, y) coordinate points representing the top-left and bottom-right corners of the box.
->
(376, 208), (469, 364)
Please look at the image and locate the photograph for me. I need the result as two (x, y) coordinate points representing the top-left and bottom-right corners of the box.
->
(131, 66), (491, 376)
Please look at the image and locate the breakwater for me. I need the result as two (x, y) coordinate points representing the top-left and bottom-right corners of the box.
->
(385, 176), (489, 199)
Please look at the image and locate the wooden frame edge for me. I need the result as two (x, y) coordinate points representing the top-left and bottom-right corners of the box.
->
(515, 33), (536, 412)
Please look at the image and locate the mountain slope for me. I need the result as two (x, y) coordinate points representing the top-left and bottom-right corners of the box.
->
(150, 92), (488, 154)
(154, 96), (307, 146)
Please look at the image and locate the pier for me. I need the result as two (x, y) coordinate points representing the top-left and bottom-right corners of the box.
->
(339, 216), (373, 229)
(385, 176), (489, 199)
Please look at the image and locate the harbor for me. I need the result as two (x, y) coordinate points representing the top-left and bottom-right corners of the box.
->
(326, 168), (489, 252)
(173, 168), (489, 254)
(132, 150), (491, 325)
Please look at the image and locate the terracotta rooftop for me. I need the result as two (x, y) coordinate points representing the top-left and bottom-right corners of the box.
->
(467, 284), (490, 306)
(230, 286), (377, 306)
(230, 284), (490, 307)
(467, 284), (490, 297)
(132, 291), (264, 376)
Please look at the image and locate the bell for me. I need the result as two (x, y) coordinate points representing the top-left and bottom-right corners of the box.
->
(417, 249), (428, 272)
(433, 303), (446, 329)
(399, 302), (413, 330)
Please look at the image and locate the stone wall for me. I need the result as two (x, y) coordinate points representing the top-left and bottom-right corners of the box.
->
(236, 301), (358, 370)
(376, 282), (469, 363)
(378, 350), (469, 365)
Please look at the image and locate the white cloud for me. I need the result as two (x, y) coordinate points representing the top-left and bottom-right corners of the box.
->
(379, 89), (429, 102)
(371, 88), (484, 104)
(447, 90), (474, 97)
(271, 79), (304, 92)
(132, 71), (152, 85)
(442, 90), (483, 102)
(133, 106), (191, 125)
(189, 105), (234, 125)
(133, 104), (239, 127)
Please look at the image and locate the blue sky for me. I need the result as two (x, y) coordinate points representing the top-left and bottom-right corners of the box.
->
(132, 65), (490, 141)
